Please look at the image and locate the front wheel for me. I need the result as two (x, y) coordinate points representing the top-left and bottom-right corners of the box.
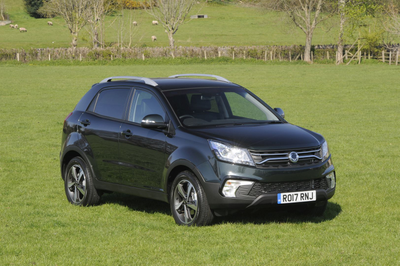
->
(170, 171), (214, 226)
(64, 156), (100, 206)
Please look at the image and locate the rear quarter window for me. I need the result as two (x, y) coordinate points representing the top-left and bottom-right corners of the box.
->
(88, 88), (131, 119)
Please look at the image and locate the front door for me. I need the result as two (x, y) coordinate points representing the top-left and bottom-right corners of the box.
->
(118, 89), (167, 191)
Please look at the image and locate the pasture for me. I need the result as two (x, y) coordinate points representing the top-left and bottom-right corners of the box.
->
(0, 62), (399, 265)
(0, 0), (337, 49)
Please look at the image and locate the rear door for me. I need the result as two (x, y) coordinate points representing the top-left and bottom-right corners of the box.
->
(79, 87), (132, 183)
(118, 89), (167, 191)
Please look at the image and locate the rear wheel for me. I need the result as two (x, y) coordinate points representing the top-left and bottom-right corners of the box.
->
(170, 171), (214, 226)
(64, 157), (100, 206)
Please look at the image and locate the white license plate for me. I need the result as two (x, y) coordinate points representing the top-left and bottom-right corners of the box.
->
(277, 190), (316, 204)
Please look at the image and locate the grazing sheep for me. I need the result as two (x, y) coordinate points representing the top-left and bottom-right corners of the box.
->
(152, 20), (158, 25)
(14, 24), (18, 29)
(19, 27), (27, 32)
(151, 35), (157, 41)
(47, 21), (53, 26)
(132, 21), (138, 26)
(10, 24), (14, 28)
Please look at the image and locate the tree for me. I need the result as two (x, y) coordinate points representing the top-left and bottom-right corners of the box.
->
(86, 0), (115, 48)
(384, 0), (400, 37)
(337, 0), (346, 64)
(145, 0), (197, 57)
(336, 0), (383, 63)
(40, 0), (95, 48)
(24, 0), (45, 18)
(263, 0), (334, 62)
(0, 0), (7, 21)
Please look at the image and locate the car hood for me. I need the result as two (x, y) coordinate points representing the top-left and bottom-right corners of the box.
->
(189, 123), (324, 150)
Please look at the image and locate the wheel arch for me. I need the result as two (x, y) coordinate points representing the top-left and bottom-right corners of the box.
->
(165, 161), (206, 203)
(61, 148), (93, 181)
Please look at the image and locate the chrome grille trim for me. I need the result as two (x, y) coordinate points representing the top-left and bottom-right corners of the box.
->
(250, 148), (322, 167)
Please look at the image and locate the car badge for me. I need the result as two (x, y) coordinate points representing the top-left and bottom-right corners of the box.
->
(289, 152), (299, 163)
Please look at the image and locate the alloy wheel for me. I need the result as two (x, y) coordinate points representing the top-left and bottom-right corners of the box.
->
(173, 180), (198, 224)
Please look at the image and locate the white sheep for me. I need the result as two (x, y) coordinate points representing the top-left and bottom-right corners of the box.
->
(151, 35), (157, 41)
(132, 21), (138, 26)
(19, 27), (27, 32)
(48, 21), (53, 26)
(152, 20), (158, 25)
(10, 24), (14, 28)
(14, 24), (18, 29)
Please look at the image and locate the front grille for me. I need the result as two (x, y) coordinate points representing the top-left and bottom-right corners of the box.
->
(248, 178), (329, 197)
(250, 147), (322, 168)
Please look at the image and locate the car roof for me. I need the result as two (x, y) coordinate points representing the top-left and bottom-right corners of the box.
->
(96, 75), (242, 91)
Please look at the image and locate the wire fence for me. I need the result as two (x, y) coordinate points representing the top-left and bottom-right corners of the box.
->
(1, 45), (399, 64)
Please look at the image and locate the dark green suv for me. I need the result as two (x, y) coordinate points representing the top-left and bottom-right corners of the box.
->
(60, 74), (336, 226)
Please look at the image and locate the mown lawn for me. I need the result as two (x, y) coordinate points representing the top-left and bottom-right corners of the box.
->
(0, 62), (399, 265)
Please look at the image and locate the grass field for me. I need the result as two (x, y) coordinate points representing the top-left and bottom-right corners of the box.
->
(0, 62), (399, 264)
(0, 0), (338, 49)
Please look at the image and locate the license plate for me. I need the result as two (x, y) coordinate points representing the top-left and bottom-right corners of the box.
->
(277, 190), (316, 204)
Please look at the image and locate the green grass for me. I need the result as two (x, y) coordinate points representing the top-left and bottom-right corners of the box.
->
(0, 63), (399, 264)
(0, 1), (337, 49)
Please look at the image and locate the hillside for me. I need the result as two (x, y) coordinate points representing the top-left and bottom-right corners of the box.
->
(0, 1), (339, 49)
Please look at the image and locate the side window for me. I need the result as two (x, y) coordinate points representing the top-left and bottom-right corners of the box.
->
(129, 90), (165, 123)
(90, 88), (131, 119)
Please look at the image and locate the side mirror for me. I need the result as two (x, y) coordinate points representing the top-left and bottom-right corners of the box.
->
(274, 108), (285, 119)
(141, 114), (168, 129)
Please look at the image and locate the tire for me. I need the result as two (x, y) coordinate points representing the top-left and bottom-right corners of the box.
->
(170, 171), (214, 226)
(64, 156), (101, 206)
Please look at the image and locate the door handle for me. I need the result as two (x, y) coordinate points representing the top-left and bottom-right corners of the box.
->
(123, 129), (133, 138)
(80, 119), (91, 126)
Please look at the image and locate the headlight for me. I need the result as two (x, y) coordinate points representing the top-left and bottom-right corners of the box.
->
(321, 141), (330, 161)
(222, 180), (254, 197)
(209, 140), (255, 166)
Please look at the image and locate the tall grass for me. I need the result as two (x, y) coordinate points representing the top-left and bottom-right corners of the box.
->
(0, 63), (399, 264)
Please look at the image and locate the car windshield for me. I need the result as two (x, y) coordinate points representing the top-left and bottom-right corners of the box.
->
(163, 87), (280, 127)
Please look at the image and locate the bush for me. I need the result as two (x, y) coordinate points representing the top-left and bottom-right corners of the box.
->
(24, 0), (45, 18)
(121, 0), (151, 9)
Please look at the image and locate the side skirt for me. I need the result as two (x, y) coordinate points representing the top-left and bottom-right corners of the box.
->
(93, 179), (169, 203)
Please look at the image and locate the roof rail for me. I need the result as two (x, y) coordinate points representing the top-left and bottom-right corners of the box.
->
(99, 76), (158, 86)
(169, 74), (231, 83)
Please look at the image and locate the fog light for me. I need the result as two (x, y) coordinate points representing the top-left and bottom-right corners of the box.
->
(222, 180), (254, 198)
(326, 172), (336, 189)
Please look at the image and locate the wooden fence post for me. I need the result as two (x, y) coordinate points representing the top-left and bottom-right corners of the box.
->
(327, 51), (330, 60)
(382, 50), (385, 63)
(48, 53), (51, 61)
(17, 53), (19, 62)
(264, 51), (267, 61)
(345, 50), (348, 60)
(232, 51), (235, 60)
(389, 51), (392, 65)
(289, 50), (291, 62)
(204, 50), (207, 60)
(218, 50), (221, 57)
(270, 51), (273, 61)
(396, 50), (399, 66)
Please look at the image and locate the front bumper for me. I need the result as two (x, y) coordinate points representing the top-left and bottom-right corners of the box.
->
(199, 157), (336, 212)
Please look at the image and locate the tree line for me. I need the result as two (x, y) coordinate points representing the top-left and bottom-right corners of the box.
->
(21, 0), (400, 64)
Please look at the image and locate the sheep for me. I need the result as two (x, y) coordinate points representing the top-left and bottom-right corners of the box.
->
(10, 24), (14, 28)
(19, 27), (27, 32)
(47, 21), (53, 26)
(14, 24), (18, 29)
(152, 20), (158, 25)
(151, 35), (157, 41)
(132, 21), (138, 26)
